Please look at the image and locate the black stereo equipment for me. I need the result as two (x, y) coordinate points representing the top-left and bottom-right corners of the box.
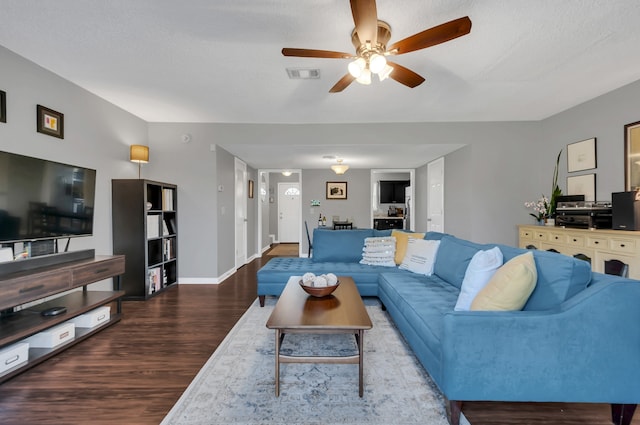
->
(612, 191), (640, 230)
(555, 201), (612, 229)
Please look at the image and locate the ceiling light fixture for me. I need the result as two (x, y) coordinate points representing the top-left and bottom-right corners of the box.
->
(331, 159), (349, 175)
(282, 171), (292, 176)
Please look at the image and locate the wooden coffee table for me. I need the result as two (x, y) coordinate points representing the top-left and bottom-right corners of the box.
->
(266, 276), (372, 397)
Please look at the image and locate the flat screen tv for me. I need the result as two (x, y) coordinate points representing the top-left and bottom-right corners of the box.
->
(0, 150), (96, 244)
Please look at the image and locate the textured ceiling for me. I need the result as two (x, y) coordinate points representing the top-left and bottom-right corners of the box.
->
(2, 0), (640, 169)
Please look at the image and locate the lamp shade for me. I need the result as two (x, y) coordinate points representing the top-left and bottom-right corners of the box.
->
(130, 145), (149, 163)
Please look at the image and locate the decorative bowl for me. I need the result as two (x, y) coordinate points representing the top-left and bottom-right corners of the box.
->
(299, 280), (340, 298)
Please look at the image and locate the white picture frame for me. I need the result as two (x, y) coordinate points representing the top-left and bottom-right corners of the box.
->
(567, 174), (596, 201)
(567, 138), (597, 172)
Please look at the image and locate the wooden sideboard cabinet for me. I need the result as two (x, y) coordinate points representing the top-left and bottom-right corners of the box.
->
(518, 225), (640, 279)
(0, 255), (125, 383)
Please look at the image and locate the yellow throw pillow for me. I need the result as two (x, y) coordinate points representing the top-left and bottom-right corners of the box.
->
(391, 230), (425, 265)
(470, 251), (537, 311)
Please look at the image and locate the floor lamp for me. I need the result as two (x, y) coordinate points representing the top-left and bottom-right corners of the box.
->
(130, 145), (149, 179)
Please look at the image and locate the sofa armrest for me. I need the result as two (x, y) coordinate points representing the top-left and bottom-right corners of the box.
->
(441, 275), (640, 403)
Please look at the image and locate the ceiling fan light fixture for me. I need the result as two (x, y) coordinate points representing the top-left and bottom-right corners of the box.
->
(356, 68), (371, 85)
(369, 53), (387, 74)
(348, 57), (366, 78)
(378, 64), (394, 81)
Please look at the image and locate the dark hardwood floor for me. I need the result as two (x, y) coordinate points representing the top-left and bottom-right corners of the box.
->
(0, 249), (636, 425)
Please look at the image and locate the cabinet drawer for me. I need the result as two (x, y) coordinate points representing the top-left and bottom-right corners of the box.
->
(609, 238), (637, 254)
(565, 234), (585, 247)
(72, 258), (125, 286)
(519, 229), (534, 240)
(586, 236), (608, 249)
(533, 231), (548, 241)
(0, 270), (71, 311)
(548, 232), (566, 244)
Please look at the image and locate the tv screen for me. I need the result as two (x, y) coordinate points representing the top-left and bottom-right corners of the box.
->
(0, 151), (96, 244)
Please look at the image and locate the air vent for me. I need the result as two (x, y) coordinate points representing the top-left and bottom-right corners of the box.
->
(286, 68), (320, 79)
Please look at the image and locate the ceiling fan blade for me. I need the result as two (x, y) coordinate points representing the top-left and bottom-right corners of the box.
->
(386, 61), (425, 88)
(387, 16), (472, 55)
(329, 73), (356, 93)
(282, 48), (352, 59)
(350, 0), (378, 46)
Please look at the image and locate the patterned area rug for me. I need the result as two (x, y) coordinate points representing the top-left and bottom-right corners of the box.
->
(161, 297), (471, 425)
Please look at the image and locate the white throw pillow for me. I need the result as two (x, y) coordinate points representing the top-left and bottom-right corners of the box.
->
(398, 238), (440, 275)
(454, 246), (504, 311)
(360, 236), (396, 267)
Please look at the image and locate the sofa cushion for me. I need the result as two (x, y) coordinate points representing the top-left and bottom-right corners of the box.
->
(454, 246), (503, 311)
(312, 228), (374, 263)
(497, 245), (592, 310)
(470, 251), (537, 311)
(433, 235), (483, 289)
(360, 236), (396, 267)
(391, 230), (425, 264)
(399, 238), (440, 275)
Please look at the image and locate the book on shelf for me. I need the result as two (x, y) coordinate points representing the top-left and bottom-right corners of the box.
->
(163, 217), (175, 235)
(148, 267), (161, 294)
(162, 188), (174, 211)
(147, 214), (160, 238)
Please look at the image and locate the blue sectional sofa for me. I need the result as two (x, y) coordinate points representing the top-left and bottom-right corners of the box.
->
(257, 228), (640, 425)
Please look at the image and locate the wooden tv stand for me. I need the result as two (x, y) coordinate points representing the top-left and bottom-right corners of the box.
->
(0, 254), (125, 383)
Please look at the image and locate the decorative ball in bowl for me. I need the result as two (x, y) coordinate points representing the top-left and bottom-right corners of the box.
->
(299, 273), (339, 298)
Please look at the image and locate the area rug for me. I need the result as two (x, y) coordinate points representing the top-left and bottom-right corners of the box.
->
(161, 297), (471, 425)
(267, 243), (299, 257)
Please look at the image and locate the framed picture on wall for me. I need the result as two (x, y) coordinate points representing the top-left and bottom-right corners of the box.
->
(326, 181), (347, 200)
(567, 174), (596, 202)
(36, 105), (64, 139)
(625, 120), (640, 190)
(0, 90), (6, 123)
(567, 137), (596, 172)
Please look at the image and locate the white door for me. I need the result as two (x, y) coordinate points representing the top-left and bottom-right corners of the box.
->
(427, 157), (444, 232)
(234, 158), (247, 268)
(278, 182), (300, 243)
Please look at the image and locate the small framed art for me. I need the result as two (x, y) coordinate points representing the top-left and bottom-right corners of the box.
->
(567, 174), (596, 202)
(36, 105), (64, 139)
(326, 181), (347, 200)
(567, 137), (596, 172)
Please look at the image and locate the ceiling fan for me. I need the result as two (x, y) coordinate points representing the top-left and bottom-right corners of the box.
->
(282, 0), (472, 93)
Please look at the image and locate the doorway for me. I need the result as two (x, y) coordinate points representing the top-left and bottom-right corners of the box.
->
(234, 158), (248, 269)
(257, 170), (302, 256)
(370, 169), (415, 230)
(427, 157), (444, 232)
(277, 182), (301, 243)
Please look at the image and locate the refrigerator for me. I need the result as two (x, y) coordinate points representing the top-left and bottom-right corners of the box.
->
(404, 186), (411, 230)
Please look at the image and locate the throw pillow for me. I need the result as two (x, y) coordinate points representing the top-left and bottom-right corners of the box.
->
(399, 238), (441, 275)
(391, 230), (425, 265)
(454, 247), (504, 311)
(470, 251), (537, 311)
(360, 236), (396, 267)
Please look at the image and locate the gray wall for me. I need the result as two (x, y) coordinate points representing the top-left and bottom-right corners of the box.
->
(300, 169), (371, 256)
(0, 46), (148, 290)
(4, 43), (640, 283)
